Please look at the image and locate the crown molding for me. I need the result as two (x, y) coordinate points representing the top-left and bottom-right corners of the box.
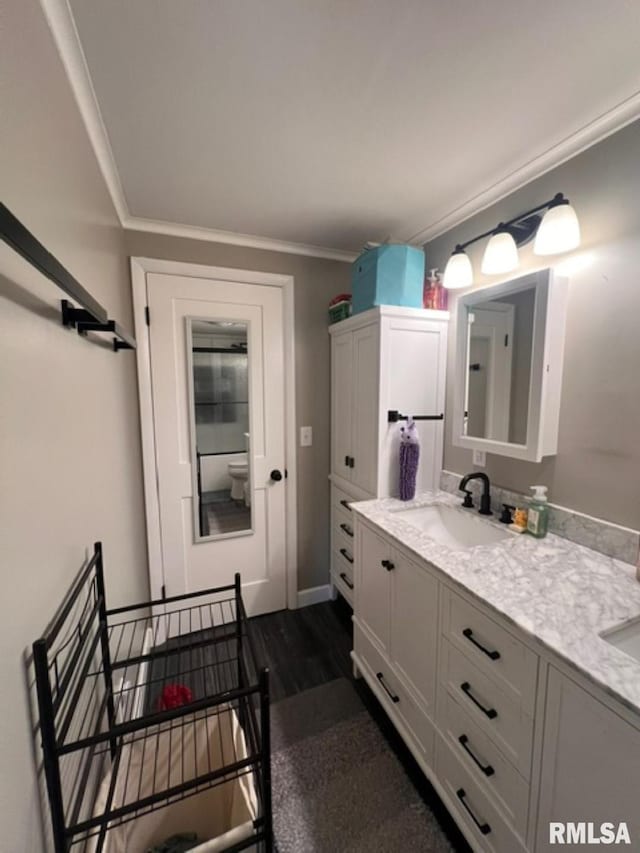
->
(409, 90), (640, 246)
(123, 216), (358, 262)
(40, 0), (129, 223)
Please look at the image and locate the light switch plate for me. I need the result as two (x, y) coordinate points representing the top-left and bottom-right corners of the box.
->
(300, 426), (312, 447)
(472, 449), (486, 466)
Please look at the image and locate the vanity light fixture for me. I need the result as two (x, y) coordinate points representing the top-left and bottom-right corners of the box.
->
(442, 193), (580, 289)
(481, 229), (519, 275)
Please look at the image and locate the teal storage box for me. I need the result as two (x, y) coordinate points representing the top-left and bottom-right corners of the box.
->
(351, 245), (425, 314)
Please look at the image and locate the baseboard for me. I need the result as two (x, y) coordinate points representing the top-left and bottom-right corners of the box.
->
(297, 583), (333, 608)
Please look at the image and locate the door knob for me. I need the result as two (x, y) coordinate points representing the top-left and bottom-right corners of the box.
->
(270, 469), (283, 482)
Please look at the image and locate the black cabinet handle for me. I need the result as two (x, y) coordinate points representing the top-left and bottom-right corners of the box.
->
(381, 559), (395, 571)
(270, 469), (283, 482)
(458, 735), (495, 777)
(463, 628), (501, 661)
(340, 499), (352, 512)
(349, 456), (355, 468)
(456, 788), (491, 835)
(344, 455), (350, 467)
(339, 572), (354, 590)
(339, 548), (354, 564)
(376, 672), (399, 703)
(460, 682), (497, 719)
(339, 522), (353, 538)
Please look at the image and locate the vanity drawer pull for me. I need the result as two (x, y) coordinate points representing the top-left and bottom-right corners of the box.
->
(339, 572), (354, 590)
(460, 681), (498, 720)
(339, 548), (354, 564)
(339, 499), (352, 511)
(376, 672), (400, 703)
(339, 522), (354, 538)
(458, 734), (495, 777)
(456, 788), (491, 836)
(463, 627), (501, 661)
(381, 559), (395, 571)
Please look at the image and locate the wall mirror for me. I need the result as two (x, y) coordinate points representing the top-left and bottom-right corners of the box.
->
(452, 268), (568, 462)
(188, 319), (253, 540)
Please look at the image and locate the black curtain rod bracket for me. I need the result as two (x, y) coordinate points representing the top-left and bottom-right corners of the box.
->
(388, 410), (444, 423)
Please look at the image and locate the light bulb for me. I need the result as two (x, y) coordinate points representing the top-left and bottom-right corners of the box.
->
(481, 230), (519, 275)
(534, 201), (580, 255)
(443, 248), (473, 289)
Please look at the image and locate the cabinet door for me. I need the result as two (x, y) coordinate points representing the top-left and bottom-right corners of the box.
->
(331, 331), (353, 479)
(390, 551), (438, 717)
(350, 324), (379, 495)
(356, 524), (392, 654)
(379, 317), (447, 496)
(536, 667), (640, 852)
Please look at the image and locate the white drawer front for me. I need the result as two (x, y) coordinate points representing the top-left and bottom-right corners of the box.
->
(354, 625), (434, 765)
(331, 545), (354, 583)
(437, 687), (529, 838)
(442, 588), (538, 712)
(331, 483), (357, 516)
(436, 734), (528, 853)
(440, 639), (534, 778)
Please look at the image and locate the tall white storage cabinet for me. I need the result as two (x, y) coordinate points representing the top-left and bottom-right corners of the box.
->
(329, 306), (448, 605)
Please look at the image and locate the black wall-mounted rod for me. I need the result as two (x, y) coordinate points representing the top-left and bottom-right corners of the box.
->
(388, 410), (444, 423)
(1, 203), (136, 351)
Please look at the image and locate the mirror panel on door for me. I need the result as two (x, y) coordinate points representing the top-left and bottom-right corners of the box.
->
(453, 268), (568, 462)
(188, 319), (252, 541)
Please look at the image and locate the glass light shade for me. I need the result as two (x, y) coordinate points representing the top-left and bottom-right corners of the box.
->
(534, 202), (580, 255)
(481, 230), (519, 275)
(443, 250), (473, 289)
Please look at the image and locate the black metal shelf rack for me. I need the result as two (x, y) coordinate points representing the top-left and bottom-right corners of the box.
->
(33, 543), (272, 852)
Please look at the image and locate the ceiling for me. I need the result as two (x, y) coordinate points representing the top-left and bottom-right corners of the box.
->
(65, 0), (640, 255)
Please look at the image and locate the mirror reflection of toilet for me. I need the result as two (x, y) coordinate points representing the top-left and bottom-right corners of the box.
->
(227, 433), (251, 507)
(228, 460), (250, 506)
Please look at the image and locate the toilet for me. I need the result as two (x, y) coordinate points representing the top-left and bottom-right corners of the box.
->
(228, 459), (250, 506)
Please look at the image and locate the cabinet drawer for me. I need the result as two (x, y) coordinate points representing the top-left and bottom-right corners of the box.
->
(331, 546), (354, 586)
(436, 734), (527, 853)
(437, 687), (529, 839)
(331, 567), (354, 605)
(354, 625), (434, 765)
(440, 639), (534, 778)
(331, 509), (355, 558)
(442, 588), (538, 712)
(331, 484), (357, 516)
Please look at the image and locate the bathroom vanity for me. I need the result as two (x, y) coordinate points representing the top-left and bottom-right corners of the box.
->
(351, 492), (640, 853)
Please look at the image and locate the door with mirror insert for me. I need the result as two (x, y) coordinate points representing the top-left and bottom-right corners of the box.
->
(147, 272), (287, 616)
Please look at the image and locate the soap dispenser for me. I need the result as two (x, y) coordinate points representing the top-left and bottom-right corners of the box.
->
(527, 485), (549, 539)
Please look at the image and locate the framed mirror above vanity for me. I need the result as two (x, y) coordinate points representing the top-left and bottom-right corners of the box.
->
(452, 268), (568, 462)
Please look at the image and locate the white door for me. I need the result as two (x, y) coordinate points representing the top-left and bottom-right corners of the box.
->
(147, 271), (287, 616)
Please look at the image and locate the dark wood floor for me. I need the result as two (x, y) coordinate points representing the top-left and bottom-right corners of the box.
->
(249, 597), (471, 853)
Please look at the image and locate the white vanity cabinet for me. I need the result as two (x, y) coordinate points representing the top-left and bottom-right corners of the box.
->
(354, 519), (439, 764)
(351, 514), (640, 853)
(535, 667), (640, 852)
(329, 306), (448, 604)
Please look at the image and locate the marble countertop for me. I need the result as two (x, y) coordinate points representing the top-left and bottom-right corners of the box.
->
(351, 490), (640, 716)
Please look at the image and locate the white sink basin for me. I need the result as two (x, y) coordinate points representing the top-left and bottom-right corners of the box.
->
(601, 616), (640, 664)
(392, 504), (511, 550)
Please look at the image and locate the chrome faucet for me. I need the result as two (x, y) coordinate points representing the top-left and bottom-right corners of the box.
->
(459, 472), (492, 516)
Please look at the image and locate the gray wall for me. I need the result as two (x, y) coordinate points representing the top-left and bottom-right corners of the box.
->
(426, 120), (640, 530)
(124, 230), (351, 590)
(0, 1), (148, 849)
